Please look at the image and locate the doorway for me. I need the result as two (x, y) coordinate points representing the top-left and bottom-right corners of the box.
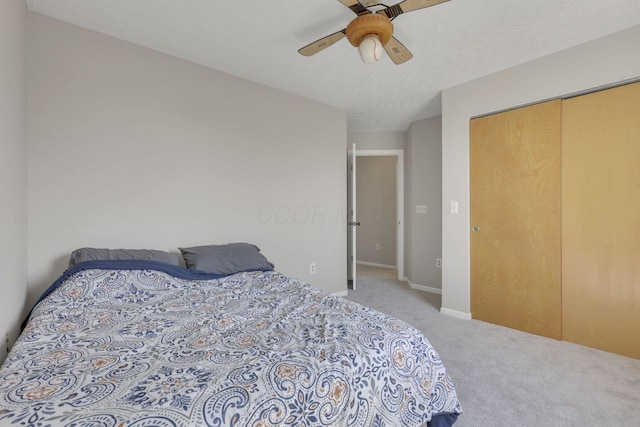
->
(348, 148), (404, 290)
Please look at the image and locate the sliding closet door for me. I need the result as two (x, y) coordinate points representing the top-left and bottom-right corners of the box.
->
(562, 82), (640, 359)
(470, 100), (562, 339)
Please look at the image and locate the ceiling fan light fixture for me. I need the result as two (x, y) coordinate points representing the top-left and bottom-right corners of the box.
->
(345, 14), (393, 63)
(299, 0), (452, 64)
(358, 34), (383, 63)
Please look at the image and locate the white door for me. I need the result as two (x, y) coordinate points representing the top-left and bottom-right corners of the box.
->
(347, 143), (358, 290)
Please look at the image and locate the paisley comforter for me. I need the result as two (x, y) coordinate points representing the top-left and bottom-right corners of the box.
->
(0, 260), (461, 426)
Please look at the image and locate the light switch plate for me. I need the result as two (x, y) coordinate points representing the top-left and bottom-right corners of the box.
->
(416, 205), (427, 214)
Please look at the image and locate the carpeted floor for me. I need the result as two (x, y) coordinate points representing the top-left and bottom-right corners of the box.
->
(346, 265), (640, 427)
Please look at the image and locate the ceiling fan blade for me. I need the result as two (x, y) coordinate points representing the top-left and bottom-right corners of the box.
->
(298, 30), (347, 56)
(336, 0), (371, 15)
(381, 0), (450, 19)
(384, 36), (413, 64)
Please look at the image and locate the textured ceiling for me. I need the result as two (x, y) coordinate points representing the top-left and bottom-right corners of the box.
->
(26, 0), (640, 131)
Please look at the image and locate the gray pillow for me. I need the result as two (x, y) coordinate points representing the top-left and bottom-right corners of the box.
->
(69, 247), (182, 268)
(179, 243), (274, 275)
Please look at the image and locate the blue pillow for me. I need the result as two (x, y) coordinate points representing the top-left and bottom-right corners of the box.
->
(69, 247), (181, 267)
(179, 243), (274, 275)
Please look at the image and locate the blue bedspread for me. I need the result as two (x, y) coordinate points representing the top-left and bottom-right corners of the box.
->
(0, 260), (461, 426)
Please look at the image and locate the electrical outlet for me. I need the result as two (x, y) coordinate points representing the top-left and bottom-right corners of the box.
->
(5, 332), (10, 354)
(310, 263), (316, 274)
(436, 257), (442, 268)
(375, 243), (380, 250)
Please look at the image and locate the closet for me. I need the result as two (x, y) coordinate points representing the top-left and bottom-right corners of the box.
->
(470, 82), (640, 359)
(470, 100), (562, 340)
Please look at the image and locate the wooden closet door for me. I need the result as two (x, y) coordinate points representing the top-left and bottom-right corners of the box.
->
(562, 82), (640, 359)
(470, 100), (562, 339)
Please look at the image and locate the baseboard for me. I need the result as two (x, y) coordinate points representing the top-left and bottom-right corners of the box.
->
(404, 277), (442, 295)
(332, 290), (349, 297)
(356, 261), (397, 270)
(440, 307), (472, 320)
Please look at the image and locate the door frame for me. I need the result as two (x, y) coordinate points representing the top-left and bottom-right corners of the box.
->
(351, 149), (404, 282)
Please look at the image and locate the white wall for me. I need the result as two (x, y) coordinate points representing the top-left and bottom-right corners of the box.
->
(441, 25), (640, 317)
(348, 125), (443, 290)
(347, 131), (406, 151)
(0, 0), (28, 363)
(406, 116), (442, 290)
(27, 12), (347, 305)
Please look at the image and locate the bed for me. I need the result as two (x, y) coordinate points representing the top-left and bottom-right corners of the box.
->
(0, 247), (462, 426)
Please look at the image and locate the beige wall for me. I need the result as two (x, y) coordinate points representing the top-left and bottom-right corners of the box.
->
(27, 12), (347, 305)
(356, 156), (396, 266)
(406, 116), (442, 290)
(441, 24), (640, 317)
(0, 0), (28, 363)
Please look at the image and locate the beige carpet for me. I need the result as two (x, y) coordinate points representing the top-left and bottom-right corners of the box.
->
(346, 265), (640, 427)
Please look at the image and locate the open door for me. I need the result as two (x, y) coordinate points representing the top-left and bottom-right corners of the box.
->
(347, 143), (358, 290)
(347, 147), (405, 289)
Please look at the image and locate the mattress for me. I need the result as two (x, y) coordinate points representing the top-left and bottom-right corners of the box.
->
(0, 260), (461, 426)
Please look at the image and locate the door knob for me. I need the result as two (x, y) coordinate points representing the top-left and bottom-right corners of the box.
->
(472, 226), (480, 232)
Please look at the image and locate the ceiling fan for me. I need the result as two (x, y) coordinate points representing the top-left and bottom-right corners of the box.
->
(299, 0), (450, 64)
